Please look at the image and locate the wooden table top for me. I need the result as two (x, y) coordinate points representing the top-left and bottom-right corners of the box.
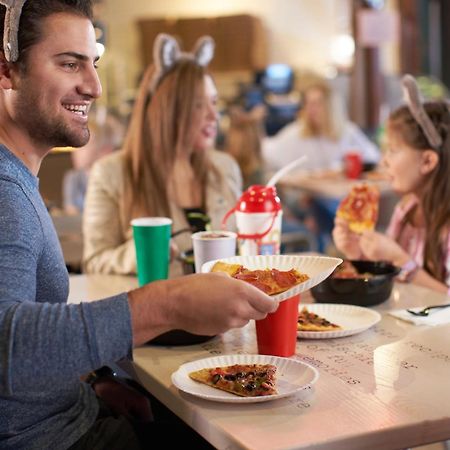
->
(68, 275), (450, 450)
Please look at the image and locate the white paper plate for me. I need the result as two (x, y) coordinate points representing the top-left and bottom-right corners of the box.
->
(171, 354), (319, 403)
(297, 303), (381, 339)
(202, 255), (342, 302)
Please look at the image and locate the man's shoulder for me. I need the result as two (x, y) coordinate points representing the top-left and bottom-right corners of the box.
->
(0, 177), (40, 230)
(0, 175), (30, 203)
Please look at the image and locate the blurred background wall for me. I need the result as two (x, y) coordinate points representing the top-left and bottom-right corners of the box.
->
(96, 0), (398, 112)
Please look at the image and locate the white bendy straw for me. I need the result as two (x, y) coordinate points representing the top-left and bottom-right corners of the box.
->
(266, 155), (308, 187)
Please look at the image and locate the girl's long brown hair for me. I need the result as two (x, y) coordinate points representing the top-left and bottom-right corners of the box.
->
(388, 102), (450, 281)
(121, 60), (219, 227)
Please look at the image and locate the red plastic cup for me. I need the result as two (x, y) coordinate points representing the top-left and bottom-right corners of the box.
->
(255, 294), (299, 357)
(344, 152), (362, 179)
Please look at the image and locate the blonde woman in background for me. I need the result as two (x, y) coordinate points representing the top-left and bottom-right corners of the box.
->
(83, 34), (241, 276)
(262, 76), (380, 172)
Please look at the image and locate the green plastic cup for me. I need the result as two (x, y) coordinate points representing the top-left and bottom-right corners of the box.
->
(131, 217), (172, 286)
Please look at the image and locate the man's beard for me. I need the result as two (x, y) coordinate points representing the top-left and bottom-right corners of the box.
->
(14, 90), (91, 149)
(28, 115), (91, 148)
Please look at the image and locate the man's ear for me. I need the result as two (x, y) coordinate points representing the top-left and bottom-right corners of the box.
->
(420, 149), (439, 175)
(0, 51), (14, 89)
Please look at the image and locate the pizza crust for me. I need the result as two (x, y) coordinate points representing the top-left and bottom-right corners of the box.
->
(211, 261), (243, 276)
(188, 368), (211, 384)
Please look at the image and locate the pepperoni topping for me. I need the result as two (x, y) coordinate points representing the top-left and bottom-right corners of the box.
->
(337, 184), (380, 230)
(271, 268), (298, 288)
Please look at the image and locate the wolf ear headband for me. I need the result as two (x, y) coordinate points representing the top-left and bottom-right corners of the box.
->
(0, 0), (27, 62)
(401, 74), (443, 150)
(149, 33), (215, 94)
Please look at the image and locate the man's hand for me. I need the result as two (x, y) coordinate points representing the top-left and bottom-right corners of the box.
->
(167, 273), (279, 333)
(128, 272), (279, 346)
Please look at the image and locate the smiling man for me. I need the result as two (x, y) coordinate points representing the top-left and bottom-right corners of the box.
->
(0, 1), (277, 449)
(0, 7), (100, 168)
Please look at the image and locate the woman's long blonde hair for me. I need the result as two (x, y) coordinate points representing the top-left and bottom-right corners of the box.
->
(121, 60), (218, 227)
(298, 78), (345, 141)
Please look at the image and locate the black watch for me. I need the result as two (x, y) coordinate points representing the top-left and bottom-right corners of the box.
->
(85, 366), (117, 388)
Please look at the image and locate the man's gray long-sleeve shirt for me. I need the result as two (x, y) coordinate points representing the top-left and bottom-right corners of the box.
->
(0, 145), (133, 450)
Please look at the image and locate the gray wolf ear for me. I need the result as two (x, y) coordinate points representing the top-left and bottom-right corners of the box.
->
(401, 74), (443, 149)
(0, 0), (27, 62)
(153, 33), (181, 75)
(192, 36), (214, 67)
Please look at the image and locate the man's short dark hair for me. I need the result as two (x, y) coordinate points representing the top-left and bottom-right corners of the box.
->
(0, 0), (93, 67)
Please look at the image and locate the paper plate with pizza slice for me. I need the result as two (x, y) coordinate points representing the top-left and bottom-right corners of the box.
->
(297, 303), (381, 339)
(171, 354), (319, 403)
(202, 254), (343, 302)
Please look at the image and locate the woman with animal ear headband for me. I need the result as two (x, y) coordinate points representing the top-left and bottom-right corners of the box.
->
(333, 74), (450, 294)
(83, 34), (242, 277)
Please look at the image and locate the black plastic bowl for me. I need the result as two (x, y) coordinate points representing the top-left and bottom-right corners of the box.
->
(310, 260), (400, 307)
(148, 329), (215, 346)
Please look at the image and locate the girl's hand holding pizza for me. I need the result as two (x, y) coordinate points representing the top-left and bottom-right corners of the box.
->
(359, 230), (409, 266)
(332, 217), (362, 260)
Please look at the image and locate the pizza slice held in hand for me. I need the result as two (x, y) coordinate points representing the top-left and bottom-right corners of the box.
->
(189, 363), (277, 397)
(336, 183), (380, 234)
(211, 262), (309, 296)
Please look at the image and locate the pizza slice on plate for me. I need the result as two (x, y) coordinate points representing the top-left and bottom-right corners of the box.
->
(189, 363), (277, 397)
(297, 307), (342, 332)
(211, 262), (309, 296)
(336, 183), (380, 233)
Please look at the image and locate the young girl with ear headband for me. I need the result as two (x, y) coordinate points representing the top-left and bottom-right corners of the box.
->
(333, 75), (450, 293)
(83, 34), (242, 277)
